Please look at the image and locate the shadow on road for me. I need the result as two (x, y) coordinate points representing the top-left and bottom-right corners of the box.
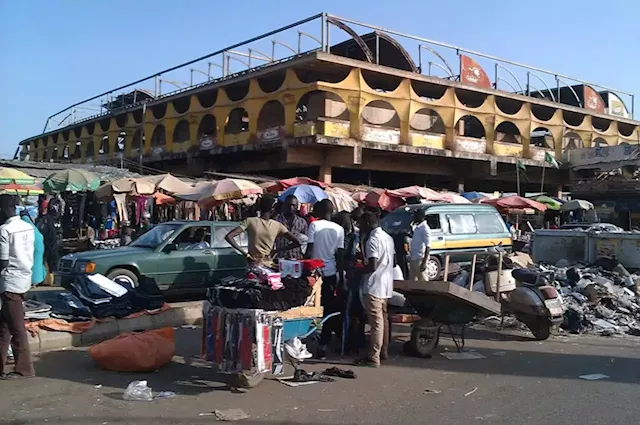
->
(32, 328), (235, 395)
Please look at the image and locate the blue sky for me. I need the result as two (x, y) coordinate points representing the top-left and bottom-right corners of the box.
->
(1, 0), (638, 157)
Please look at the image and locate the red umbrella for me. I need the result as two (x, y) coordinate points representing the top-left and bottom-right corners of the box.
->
(266, 177), (327, 193)
(388, 185), (442, 201)
(351, 191), (368, 203)
(483, 195), (547, 212)
(364, 189), (404, 212)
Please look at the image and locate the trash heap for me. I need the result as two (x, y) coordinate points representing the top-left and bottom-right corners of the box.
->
(545, 259), (640, 336)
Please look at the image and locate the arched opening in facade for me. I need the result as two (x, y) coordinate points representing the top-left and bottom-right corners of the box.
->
(495, 121), (522, 144)
(410, 108), (445, 134)
(362, 100), (399, 129)
(455, 89), (487, 108)
(225, 108), (249, 134)
(99, 136), (109, 154)
(496, 97), (523, 115)
(258, 72), (286, 93)
(116, 132), (125, 152)
(531, 127), (554, 149)
(197, 115), (217, 149)
(257, 100), (285, 130)
(563, 131), (583, 150)
(295, 90), (348, 122)
(593, 137), (608, 147)
(150, 125), (166, 150)
(173, 120), (191, 144)
(455, 115), (486, 139)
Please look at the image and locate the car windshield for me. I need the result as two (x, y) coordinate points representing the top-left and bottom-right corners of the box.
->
(130, 223), (183, 248)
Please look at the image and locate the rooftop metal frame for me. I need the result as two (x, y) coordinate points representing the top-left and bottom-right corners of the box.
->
(31, 12), (636, 142)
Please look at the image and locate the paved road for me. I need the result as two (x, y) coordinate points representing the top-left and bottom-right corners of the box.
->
(1, 325), (639, 425)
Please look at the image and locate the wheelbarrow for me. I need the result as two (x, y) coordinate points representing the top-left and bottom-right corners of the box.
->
(394, 279), (501, 358)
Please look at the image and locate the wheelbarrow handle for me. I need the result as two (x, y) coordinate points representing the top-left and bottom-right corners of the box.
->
(298, 312), (341, 340)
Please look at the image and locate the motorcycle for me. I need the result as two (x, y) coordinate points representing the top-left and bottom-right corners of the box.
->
(483, 246), (565, 341)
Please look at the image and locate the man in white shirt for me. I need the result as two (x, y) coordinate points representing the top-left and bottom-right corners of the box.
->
(409, 209), (432, 281)
(357, 211), (395, 368)
(0, 195), (35, 379)
(305, 199), (344, 358)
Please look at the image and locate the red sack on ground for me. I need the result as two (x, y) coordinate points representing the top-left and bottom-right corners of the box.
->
(88, 327), (175, 372)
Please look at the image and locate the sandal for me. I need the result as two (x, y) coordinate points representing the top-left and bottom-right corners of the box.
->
(323, 367), (357, 379)
(0, 372), (34, 380)
(353, 358), (380, 368)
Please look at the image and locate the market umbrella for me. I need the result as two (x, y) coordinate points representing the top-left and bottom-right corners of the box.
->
(462, 191), (490, 201)
(388, 185), (442, 201)
(173, 181), (217, 201)
(136, 173), (192, 194)
(437, 191), (472, 204)
(533, 195), (562, 211)
(198, 178), (263, 204)
(265, 177), (327, 193)
(484, 195), (547, 212)
(351, 191), (368, 203)
(278, 184), (328, 205)
(561, 199), (594, 212)
(43, 169), (101, 192)
(0, 182), (44, 196)
(325, 187), (358, 212)
(0, 168), (36, 185)
(365, 189), (404, 212)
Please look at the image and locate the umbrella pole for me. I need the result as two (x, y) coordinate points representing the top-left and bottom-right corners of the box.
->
(540, 162), (546, 194)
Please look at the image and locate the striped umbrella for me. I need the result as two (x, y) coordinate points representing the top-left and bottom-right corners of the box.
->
(0, 168), (36, 185)
(198, 178), (263, 204)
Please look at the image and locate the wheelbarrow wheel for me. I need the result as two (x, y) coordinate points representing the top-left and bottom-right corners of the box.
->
(409, 325), (440, 358)
(236, 371), (265, 389)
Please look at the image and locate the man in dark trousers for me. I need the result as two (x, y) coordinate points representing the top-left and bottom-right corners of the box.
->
(0, 195), (36, 379)
(305, 199), (345, 358)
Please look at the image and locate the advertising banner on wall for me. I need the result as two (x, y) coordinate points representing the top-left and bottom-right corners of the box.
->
(583, 85), (606, 114)
(459, 55), (492, 90)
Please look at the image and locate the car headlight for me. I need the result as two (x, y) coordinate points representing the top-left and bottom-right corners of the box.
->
(74, 261), (96, 274)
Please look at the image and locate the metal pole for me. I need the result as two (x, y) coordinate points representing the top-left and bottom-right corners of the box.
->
(140, 102), (146, 174)
(375, 33), (380, 64)
(321, 13), (326, 52)
(190, 69), (194, 86)
(494, 63), (499, 89)
(632, 94), (635, 119)
(207, 62), (211, 80)
(526, 72), (531, 96)
(516, 162), (521, 196)
(271, 41), (276, 62)
(428, 62), (432, 76)
(418, 46), (422, 73)
(297, 32), (302, 53)
(154, 76), (158, 97)
(326, 20), (331, 53)
(556, 76), (561, 104)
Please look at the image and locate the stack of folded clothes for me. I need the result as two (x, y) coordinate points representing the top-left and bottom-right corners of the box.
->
(70, 274), (134, 319)
(30, 291), (93, 322)
(23, 300), (52, 320)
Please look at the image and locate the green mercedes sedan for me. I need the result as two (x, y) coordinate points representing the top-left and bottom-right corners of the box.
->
(57, 221), (248, 293)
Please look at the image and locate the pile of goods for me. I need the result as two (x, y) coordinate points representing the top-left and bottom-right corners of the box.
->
(207, 259), (324, 311)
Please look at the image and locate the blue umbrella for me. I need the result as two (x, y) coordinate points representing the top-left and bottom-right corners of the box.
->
(278, 184), (328, 204)
(462, 191), (489, 201)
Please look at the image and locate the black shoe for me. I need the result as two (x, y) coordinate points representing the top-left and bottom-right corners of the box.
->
(317, 346), (327, 360)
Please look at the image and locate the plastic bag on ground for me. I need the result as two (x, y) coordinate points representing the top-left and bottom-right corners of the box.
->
(88, 327), (175, 372)
(123, 380), (153, 401)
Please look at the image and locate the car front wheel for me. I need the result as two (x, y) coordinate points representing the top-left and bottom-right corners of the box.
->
(106, 268), (139, 288)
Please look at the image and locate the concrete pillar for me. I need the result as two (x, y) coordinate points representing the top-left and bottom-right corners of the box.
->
(319, 164), (332, 185)
(458, 119), (465, 136)
(556, 185), (563, 199)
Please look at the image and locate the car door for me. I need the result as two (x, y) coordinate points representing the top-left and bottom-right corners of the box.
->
(425, 213), (446, 252)
(155, 223), (214, 290)
(210, 223), (248, 286)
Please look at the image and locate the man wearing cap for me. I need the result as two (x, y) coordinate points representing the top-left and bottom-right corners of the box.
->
(409, 209), (431, 281)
